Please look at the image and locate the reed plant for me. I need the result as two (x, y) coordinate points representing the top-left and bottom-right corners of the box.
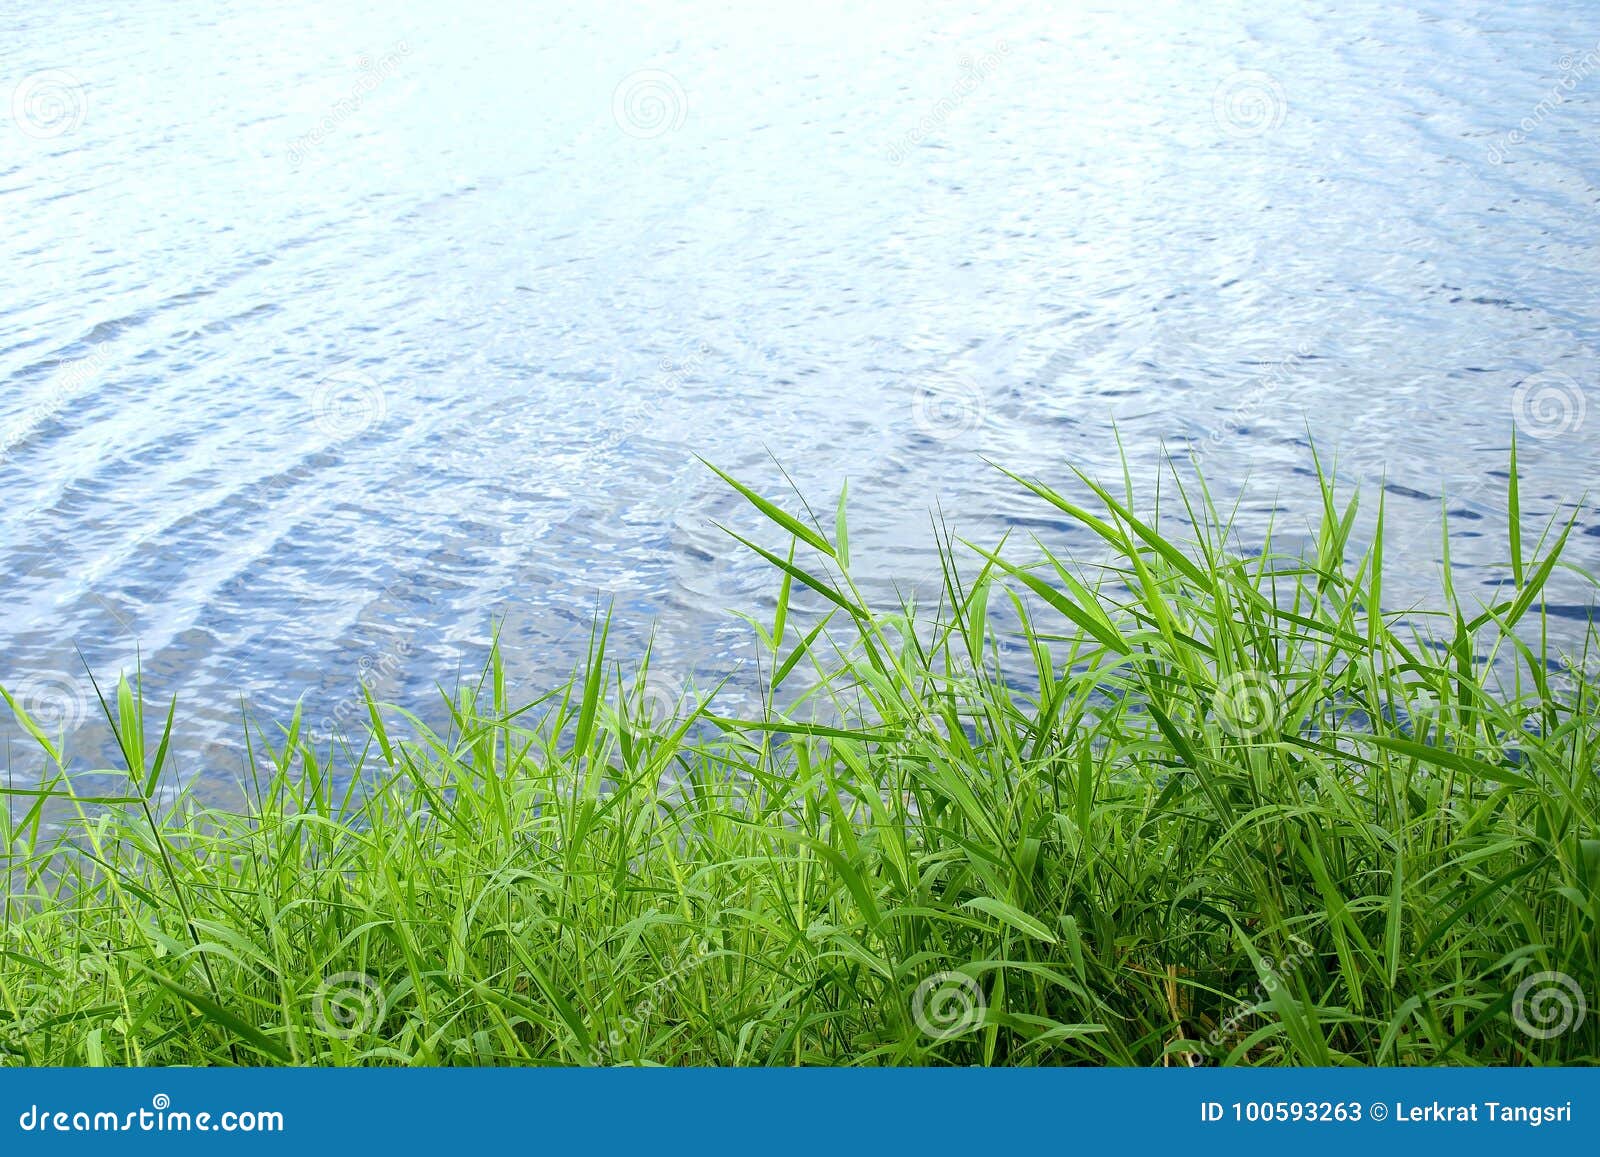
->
(3, 448), (1596, 1065)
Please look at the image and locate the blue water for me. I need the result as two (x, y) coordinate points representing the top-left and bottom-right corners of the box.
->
(2, 0), (1597, 783)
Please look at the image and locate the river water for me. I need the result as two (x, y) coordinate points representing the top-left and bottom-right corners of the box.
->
(2, 0), (1597, 784)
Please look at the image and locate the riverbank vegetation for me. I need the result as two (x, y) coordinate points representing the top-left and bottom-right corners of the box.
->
(3, 450), (1597, 1065)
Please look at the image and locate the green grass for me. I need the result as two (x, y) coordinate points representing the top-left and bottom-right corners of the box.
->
(3, 448), (1597, 1066)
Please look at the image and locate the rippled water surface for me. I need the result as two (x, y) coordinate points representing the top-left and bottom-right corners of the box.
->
(3, 0), (1598, 781)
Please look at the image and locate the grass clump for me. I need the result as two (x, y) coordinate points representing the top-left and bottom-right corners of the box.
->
(2, 450), (1597, 1066)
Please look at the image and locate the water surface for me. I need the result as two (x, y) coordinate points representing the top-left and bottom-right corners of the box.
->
(3, 0), (1597, 782)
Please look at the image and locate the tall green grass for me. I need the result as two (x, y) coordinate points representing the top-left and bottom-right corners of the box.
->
(3, 450), (1596, 1065)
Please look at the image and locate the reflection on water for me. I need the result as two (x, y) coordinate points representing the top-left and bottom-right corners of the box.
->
(2, 0), (1597, 785)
